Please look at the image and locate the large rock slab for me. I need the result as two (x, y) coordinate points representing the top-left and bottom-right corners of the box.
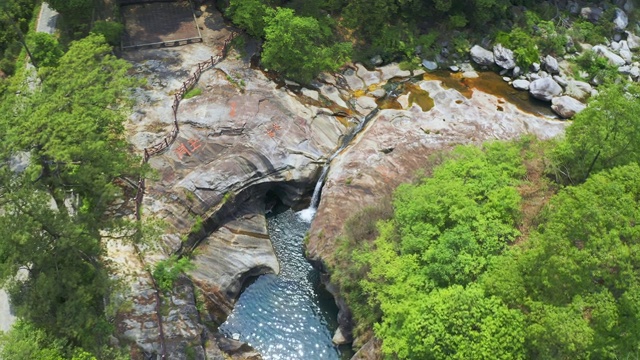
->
(189, 205), (278, 324)
(592, 45), (626, 66)
(493, 44), (516, 69)
(470, 45), (494, 66)
(564, 80), (592, 101)
(308, 80), (568, 269)
(529, 77), (563, 101)
(551, 95), (586, 119)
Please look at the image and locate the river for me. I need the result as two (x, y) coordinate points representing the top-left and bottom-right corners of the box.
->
(219, 208), (351, 360)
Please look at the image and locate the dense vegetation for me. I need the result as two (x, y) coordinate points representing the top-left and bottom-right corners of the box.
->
(0, 3), (140, 356)
(331, 81), (640, 358)
(0, 0), (37, 75)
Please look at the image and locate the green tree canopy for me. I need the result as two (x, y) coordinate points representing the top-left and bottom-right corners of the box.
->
(261, 7), (351, 83)
(553, 83), (640, 183)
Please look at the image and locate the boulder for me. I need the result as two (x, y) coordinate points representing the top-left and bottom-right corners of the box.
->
(422, 59), (438, 70)
(551, 96), (587, 118)
(449, 65), (460, 72)
(512, 66), (522, 77)
(593, 45), (627, 66)
(553, 75), (568, 87)
(619, 65), (632, 74)
(529, 77), (563, 101)
(626, 31), (640, 50)
(370, 55), (383, 66)
(581, 7), (603, 22)
(512, 79), (530, 90)
(493, 44), (516, 69)
(544, 55), (559, 73)
(470, 45), (494, 66)
(531, 62), (541, 72)
(631, 65), (640, 78)
(620, 48), (633, 64)
(614, 8), (629, 31)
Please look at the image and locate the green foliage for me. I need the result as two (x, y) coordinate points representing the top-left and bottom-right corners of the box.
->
(47, 0), (92, 30)
(0, 0), (37, 75)
(376, 285), (526, 359)
(152, 256), (195, 292)
(0, 34), (141, 355)
(91, 21), (124, 46)
(483, 163), (640, 358)
(573, 49), (619, 82)
(333, 141), (527, 354)
(261, 7), (351, 83)
(0, 321), (66, 359)
(553, 83), (640, 183)
(26, 32), (63, 68)
(183, 87), (202, 99)
(227, 0), (269, 38)
(495, 28), (540, 69)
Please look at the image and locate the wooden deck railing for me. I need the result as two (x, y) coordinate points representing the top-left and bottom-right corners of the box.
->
(130, 33), (235, 359)
(134, 33), (235, 220)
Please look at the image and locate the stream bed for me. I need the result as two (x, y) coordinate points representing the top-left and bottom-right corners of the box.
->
(219, 208), (350, 360)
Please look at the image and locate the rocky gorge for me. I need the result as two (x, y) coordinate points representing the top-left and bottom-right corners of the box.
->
(112, 4), (583, 360)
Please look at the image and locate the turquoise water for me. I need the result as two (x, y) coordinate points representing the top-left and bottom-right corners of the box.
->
(219, 208), (348, 360)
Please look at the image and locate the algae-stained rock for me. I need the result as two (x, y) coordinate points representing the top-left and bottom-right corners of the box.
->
(551, 95), (586, 119)
(529, 77), (563, 101)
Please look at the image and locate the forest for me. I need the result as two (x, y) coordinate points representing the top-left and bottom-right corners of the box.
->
(0, 0), (639, 358)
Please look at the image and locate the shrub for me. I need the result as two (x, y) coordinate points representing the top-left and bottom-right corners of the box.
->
(91, 21), (124, 46)
(152, 256), (195, 292)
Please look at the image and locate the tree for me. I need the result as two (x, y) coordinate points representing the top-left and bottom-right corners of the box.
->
(26, 32), (63, 68)
(483, 163), (640, 358)
(46, 0), (92, 30)
(553, 83), (640, 183)
(375, 285), (526, 359)
(0, 0), (39, 72)
(261, 7), (351, 83)
(0, 34), (140, 353)
(227, 0), (269, 38)
(4, 33), (140, 211)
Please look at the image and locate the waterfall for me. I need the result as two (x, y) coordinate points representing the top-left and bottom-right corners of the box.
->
(298, 107), (382, 223)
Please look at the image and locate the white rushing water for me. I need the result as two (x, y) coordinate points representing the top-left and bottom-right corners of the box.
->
(297, 107), (382, 222)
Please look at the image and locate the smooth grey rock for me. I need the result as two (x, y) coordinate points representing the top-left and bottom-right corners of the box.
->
(332, 327), (349, 345)
(553, 75), (568, 87)
(503, 76), (511, 82)
(529, 77), (563, 101)
(470, 45), (494, 66)
(614, 8), (629, 31)
(614, 33), (623, 42)
(512, 79), (531, 90)
(544, 55), (560, 73)
(631, 66), (640, 78)
(593, 45), (627, 66)
(581, 7), (603, 22)
(449, 65), (460, 72)
(422, 59), (438, 70)
(512, 66), (522, 78)
(539, 70), (550, 78)
(620, 40), (631, 51)
(499, 68), (509, 76)
(493, 44), (516, 69)
(370, 55), (383, 66)
(624, 0), (635, 13)
(620, 48), (633, 63)
(626, 31), (640, 50)
(568, 0), (580, 14)
(370, 88), (386, 98)
(531, 62), (541, 72)
(611, 41), (622, 51)
(551, 96), (586, 118)
(529, 73), (541, 81)
(619, 65), (632, 74)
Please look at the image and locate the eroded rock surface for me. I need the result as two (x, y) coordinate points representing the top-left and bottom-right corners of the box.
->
(307, 76), (568, 341)
(189, 204), (278, 324)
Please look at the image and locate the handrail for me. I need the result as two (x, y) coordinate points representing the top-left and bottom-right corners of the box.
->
(131, 33), (236, 359)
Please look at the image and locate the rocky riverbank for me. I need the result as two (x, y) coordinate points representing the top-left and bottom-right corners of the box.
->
(116, 4), (576, 360)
